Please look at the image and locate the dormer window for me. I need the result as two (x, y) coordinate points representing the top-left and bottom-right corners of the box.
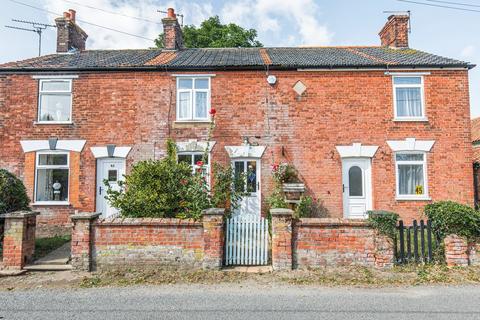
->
(176, 77), (210, 121)
(393, 76), (426, 121)
(38, 79), (72, 123)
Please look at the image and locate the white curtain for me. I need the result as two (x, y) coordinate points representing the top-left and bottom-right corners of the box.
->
(396, 88), (421, 117)
(399, 164), (424, 195)
(195, 92), (207, 118)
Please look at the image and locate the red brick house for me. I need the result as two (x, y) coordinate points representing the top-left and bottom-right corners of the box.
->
(0, 9), (475, 236)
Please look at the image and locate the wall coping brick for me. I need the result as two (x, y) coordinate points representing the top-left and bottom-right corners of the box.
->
(271, 208), (294, 216)
(71, 212), (101, 221)
(95, 217), (202, 227)
(202, 208), (225, 216)
(297, 218), (371, 228)
(0, 210), (39, 219)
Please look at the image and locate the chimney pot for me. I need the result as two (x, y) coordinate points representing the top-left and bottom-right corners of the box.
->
(63, 11), (70, 19)
(379, 14), (410, 48)
(68, 9), (76, 22)
(167, 8), (176, 18)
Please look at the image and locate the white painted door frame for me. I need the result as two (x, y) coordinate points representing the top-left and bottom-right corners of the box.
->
(341, 158), (372, 219)
(96, 158), (126, 218)
(232, 158), (261, 217)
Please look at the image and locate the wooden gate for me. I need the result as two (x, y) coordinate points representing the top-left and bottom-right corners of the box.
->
(225, 215), (269, 266)
(395, 219), (439, 264)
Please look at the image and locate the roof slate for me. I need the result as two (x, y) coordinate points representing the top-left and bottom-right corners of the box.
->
(0, 47), (473, 71)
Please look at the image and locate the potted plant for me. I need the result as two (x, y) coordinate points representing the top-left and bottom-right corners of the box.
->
(272, 163), (305, 203)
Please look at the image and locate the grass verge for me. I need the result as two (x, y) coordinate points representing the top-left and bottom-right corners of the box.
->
(79, 265), (480, 289)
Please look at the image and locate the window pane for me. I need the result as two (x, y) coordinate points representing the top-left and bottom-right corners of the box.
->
(396, 87), (422, 117)
(41, 80), (70, 91)
(396, 153), (424, 161)
(394, 77), (421, 85)
(35, 168), (69, 201)
(234, 161), (245, 192)
(108, 170), (118, 182)
(348, 166), (363, 196)
(39, 94), (71, 121)
(246, 161), (257, 193)
(398, 164), (424, 195)
(38, 154), (68, 166)
(178, 154), (192, 165)
(193, 154), (208, 165)
(178, 92), (191, 119)
(178, 79), (193, 89)
(195, 92), (207, 119)
(194, 79), (209, 89)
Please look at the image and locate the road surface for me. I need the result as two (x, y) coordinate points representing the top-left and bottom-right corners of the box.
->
(1, 284), (480, 319)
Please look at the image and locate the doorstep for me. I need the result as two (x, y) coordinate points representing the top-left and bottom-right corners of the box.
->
(222, 266), (273, 273)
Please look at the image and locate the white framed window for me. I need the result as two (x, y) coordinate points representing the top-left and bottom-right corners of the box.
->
(395, 152), (429, 200)
(34, 151), (70, 204)
(177, 152), (210, 183)
(37, 79), (72, 123)
(176, 77), (210, 121)
(393, 76), (426, 120)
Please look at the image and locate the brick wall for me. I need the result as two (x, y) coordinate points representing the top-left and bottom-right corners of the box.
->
(71, 209), (224, 271)
(293, 218), (394, 269)
(0, 69), (473, 235)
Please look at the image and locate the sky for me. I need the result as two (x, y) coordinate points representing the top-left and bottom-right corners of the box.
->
(0, 0), (479, 117)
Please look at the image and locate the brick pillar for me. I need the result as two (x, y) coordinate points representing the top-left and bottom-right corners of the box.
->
(1, 211), (39, 270)
(202, 208), (225, 269)
(71, 212), (100, 271)
(374, 234), (394, 269)
(444, 234), (469, 267)
(271, 208), (293, 270)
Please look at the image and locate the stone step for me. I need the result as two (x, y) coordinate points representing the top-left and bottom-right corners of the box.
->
(222, 265), (273, 273)
(24, 264), (73, 271)
(33, 257), (70, 265)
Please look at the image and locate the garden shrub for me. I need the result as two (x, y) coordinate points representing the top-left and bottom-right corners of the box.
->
(295, 195), (329, 218)
(424, 201), (480, 241)
(0, 169), (30, 215)
(105, 140), (210, 220)
(210, 163), (244, 213)
(367, 210), (399, 241)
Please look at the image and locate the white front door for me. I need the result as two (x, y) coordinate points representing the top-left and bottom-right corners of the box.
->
(342, 158), (372, 219)
(232, 159), (261, 217)
(96, 159), (126, 218)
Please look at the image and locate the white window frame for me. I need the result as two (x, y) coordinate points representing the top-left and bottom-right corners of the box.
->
(176, 77), (211, 122)
(394, 151), (430, 200)
(392, 75), (427, 121)
(37, 79), (73, 124)
(177, 151), (211, 185)
(34, 151), (70, 205)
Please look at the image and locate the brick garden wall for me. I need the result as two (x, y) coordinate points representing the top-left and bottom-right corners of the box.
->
(92, 218), (204, 270)
(0, 69), (473, 235)
(293, 218), (393, 269)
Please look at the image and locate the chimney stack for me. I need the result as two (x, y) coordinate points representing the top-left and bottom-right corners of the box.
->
(161, 8), (184, 50)
(379, 15), (410, 48)
(55, 9), (88, 53)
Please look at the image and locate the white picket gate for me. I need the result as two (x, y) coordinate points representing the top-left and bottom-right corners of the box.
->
(225, 215), (269, 266)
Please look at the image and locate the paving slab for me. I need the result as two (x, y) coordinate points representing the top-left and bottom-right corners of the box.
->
(34, 242), (71, 266)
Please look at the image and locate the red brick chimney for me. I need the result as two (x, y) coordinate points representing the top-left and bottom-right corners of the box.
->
(162, 8), (184, 50)
(379, 15), (410, 48)
(55, 9), (88, 53)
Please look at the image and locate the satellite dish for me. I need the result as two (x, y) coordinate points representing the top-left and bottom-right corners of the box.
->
(267, 75), (277, 85)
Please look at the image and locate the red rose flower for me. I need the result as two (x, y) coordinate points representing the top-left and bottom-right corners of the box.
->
(209, 108), (217, 116)
(196, 160), (204, 167)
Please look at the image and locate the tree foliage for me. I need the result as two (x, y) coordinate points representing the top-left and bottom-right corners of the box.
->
(0, 169), (30, 215)
(155, 16), (263, 48)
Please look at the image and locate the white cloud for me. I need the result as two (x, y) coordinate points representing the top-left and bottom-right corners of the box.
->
(43, 0), (331, 49)
(222, 0), (332, 46)
(461, 45), (475, 58)
(43, 0), (212, 49)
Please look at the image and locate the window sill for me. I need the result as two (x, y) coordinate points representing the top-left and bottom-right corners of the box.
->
(173, 121), (212, 129)
(34, 121), (74, 125)
(395, 196), (431, 201)
(393, 117), (429, 122)
(32, 202), (71, 206)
